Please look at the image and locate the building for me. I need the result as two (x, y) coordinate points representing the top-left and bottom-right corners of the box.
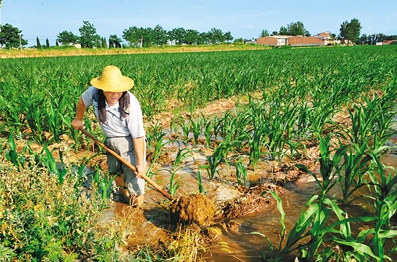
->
(256, 32), (336, 47)
(382, 40), (397, 45)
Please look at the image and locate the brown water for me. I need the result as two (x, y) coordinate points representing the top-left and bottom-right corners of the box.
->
(205, 153), (397, 262)
(104, 140), (397, 261)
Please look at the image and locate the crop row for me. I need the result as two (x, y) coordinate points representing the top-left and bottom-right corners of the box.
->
(0, 45), (397, 260)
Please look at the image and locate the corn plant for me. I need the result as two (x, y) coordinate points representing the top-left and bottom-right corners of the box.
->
(5, 131), (27, 170)
(92, 170), (117, 206)
(196, 171), (205, 194)
(189, 117), (201, 145)
(146, 127), (170, 166)
(162, 168), (183, 197)
(254, 192), (379, 261)
(235, 160), (248, 187)
(46, 91), (74, 142)
(296, 133), (347, 197)
(204, 134), (244, 180)
(165, 148), (193, 196)
(177, 118), (192, 144)
(173, 148), (192, 167)
(338, 96), (396, 152)
(40, 146), (68, 184)
(202, 115), (215, 147)
(59, 105), (82, 152)
(338, 143), (373, 204)
(73, 154), (100, 189)
(347, 151), (397, 261)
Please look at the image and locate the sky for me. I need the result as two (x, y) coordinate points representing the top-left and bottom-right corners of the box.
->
(1, 0), (396, 46)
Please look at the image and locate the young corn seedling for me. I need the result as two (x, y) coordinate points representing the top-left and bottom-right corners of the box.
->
(296, 133), (347, 197)
(235, 160), (248, 187)
(338, 143), (373, 204)
(196, 171), (205, 194)
(146, 127), (170, 166)
(199, 113), (215, 147)
(41, 146), (68, 185)
(92, 169), (117, 206)
(204, 135), (244, 180)
(173, 148), (192, 167)
(5, 130), (27, 171)
(163, 148), (193, 197)
(254, 191), (378, 261)
(178, 118), (192, 145)
(252, 193), (320, 262)
(188, 117), (202, 145)
(162, 168), (183, 197)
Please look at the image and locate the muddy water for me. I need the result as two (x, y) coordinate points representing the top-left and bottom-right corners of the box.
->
(206, 153), (397, 262)
(102, 131), (397, 262)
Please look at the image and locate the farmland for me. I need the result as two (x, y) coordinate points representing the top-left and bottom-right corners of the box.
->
(0, 45), (397, 261)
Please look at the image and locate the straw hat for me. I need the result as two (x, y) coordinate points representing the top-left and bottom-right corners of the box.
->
(90, 65), (134, 92)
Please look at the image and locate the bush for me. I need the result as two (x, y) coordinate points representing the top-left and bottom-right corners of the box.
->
(0, 161), (118, 261)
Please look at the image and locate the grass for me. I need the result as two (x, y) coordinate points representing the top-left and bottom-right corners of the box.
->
(0, 43), (270, 58)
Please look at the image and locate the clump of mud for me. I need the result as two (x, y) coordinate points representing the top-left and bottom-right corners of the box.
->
(170, 193), (216, 225)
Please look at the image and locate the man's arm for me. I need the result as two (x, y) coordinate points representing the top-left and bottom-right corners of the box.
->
(132, 136), (146, 178)
(71, 96), (87, 130)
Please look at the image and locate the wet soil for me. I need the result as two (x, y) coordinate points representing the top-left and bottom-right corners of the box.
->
(170, 193), (217, 225)
(7, 94), (395, 261)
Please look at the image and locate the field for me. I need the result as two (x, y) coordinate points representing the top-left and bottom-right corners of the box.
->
(0, 45), (397, 261)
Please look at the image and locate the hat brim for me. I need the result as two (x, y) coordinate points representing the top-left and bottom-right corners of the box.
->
(90, 76), (134, 92)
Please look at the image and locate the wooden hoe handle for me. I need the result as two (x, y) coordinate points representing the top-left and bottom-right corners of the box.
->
(79, 128), (173, 200)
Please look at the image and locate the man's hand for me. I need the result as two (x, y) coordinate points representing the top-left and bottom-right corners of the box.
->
(71, 119), (84, 130)
(135, 164), (147, 179)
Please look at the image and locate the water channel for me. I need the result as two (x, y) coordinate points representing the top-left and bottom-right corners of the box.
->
(103, 126), (397, 261)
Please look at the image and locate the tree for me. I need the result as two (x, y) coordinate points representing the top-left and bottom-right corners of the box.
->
(261, 29), (270, 37)
(279, 26), (289, 35)
(233, 38), (244, 44)
(122, 26), (145, 47)
(360, 33), (385, 45)
(198, 32), (209, 45)
(109, 35), (122, 48)
(168, 27), (186, 45)
(224, 31), (233, 43)
(56, 30), (78, 45)
(287, 21), (310, 36)
(45, 38), (50, 48)
(0, 23), (27, 48)
(36, 37), (42, 49)
(78, 21), (100, 48)
(208, 28), (225, 44)
(340, 18), (361, 44)
(141, 27), (154, 47)
(152, 24), (168, 46)
(184, 29), (200, 45)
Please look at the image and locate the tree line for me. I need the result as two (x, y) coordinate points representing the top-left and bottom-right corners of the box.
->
(260, 19), (397, 45)
(0, 21), (233, 49)
(0, 18), (396, 49)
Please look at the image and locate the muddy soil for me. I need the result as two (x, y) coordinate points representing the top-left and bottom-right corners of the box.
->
(10, 94), (395, 261)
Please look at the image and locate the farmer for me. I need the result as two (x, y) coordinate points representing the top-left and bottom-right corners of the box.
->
(71, 65), (146, 207)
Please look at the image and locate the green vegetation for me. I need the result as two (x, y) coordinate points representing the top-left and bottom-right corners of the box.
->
(0, 45), (396, 261)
